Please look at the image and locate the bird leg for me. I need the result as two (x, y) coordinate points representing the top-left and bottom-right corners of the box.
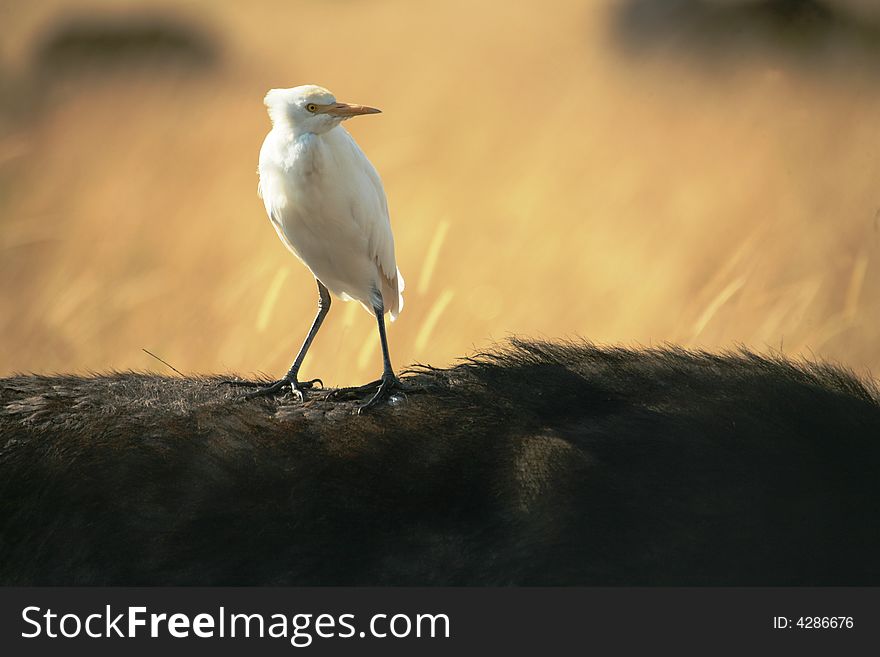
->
(222, 279), (330, 401)
(357, 299), (401, 413)
(328, 297), (402, 410)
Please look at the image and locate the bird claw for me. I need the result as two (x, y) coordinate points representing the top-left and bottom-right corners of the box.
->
(357, 374), (405, 414)
(327, 378), (383, 401)
(329, 375), (417, 406)
(221, 376), (323, 401)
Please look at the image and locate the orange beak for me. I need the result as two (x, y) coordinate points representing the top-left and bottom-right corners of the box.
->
(321, 102), (382, 118)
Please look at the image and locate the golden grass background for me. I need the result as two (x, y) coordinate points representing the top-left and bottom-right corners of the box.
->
(1, 0), (879, 384)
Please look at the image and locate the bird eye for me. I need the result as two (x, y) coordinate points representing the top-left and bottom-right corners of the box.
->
(306, 103), (318, 113)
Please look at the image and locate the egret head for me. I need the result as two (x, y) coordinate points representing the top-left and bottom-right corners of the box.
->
(264, 84), (381, 134)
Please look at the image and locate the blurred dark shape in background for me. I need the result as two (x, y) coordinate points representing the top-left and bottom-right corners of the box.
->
(31, 12), (220, 79)
(613, 0), (880, 67)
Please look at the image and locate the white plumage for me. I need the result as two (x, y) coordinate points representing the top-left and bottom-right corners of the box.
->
(259, 85), (404, 320)
(227, 84), (405, 410)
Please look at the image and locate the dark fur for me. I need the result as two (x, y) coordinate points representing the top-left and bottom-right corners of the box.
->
(1, 339), (879, 585)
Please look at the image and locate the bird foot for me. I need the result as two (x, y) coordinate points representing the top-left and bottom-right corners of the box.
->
(220, 376), (323, 402)
(329, 373), (408, 413)
(359, 373), (404, 413)
(328, 379), (381, 400)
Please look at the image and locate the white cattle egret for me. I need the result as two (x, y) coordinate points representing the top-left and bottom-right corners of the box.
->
(230, 84), (405, 411)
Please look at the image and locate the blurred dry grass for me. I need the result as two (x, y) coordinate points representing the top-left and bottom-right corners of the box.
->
(1, 0), (879, 384)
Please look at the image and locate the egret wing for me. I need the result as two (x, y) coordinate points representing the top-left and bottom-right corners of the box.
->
(341, 130), (404, 318)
